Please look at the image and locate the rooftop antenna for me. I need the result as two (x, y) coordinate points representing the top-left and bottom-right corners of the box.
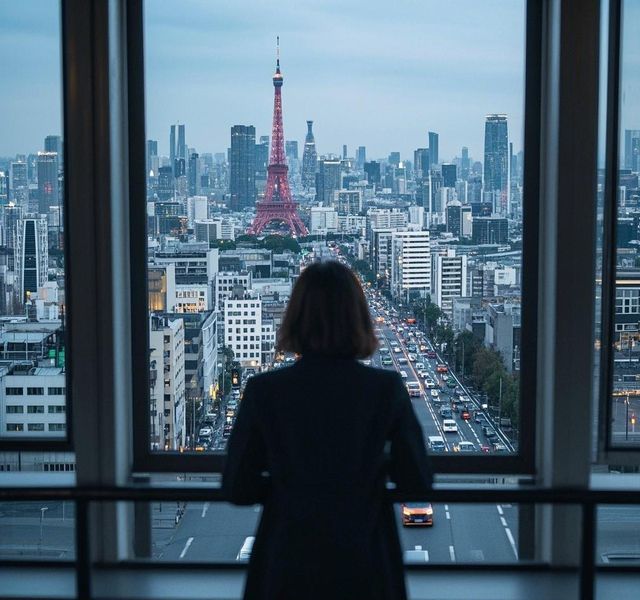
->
(276, 36), (280, 69)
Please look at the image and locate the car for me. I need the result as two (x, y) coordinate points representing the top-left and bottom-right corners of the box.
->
(381, 356), (393, 366)
(425, 379), (436, 389)
(454, 441), (476, 453)
(426, 350), (437, 359)
(198, 427), (213, 438)
(401, 502), (434, 526)
(439, 406), (452, 419)
(442, 419), (458, 433)
(474, 412), (488, 424)
(461, 409), (471, 421)
(436, 364), (449, 373)
(447, 379), (457, 389)
(398, 356), (408, 364)
(360, 359), (372, 366)
(492, 442), (509, 453)
(482, 426), (498, 440)
(394, 347), (402, 353)
(399, 370), (408, 379)
(406, 382), (421, 397)
(419, 344), (428, 352)
(415, 361), (425, 370)
(408, 353), (416, 362)
(428, 435), (446, 452)
(430, 389), (439, 398)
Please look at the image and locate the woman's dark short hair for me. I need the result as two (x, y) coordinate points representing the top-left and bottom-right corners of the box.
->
(277, 260), (378, 359)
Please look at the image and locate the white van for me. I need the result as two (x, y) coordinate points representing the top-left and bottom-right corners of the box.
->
(399, 370), (408, 379)
(442, 419), (458, 433)
(428, 436), (446, 453)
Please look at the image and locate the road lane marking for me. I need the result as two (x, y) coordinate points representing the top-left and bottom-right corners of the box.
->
(497, 505), (504, 515)
(505, 527), (519, 558)
(444, 504), (449, 511)
(446, 511), (451, 520)
(179, 537), (194, 559)
(449, 545), (456, 562)
(500, 516), (508, 527)
(201, 502), (209, 518)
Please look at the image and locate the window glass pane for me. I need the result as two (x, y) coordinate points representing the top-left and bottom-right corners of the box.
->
(143, 0), (526, 458)
(608, 0), (640, 448)
(0, 1), (68, 442)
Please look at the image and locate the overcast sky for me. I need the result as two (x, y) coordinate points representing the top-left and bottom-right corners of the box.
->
(8, 1), (639, 165)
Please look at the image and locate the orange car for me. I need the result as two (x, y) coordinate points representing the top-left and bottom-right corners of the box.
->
(401, 502), (434, 526)
(436, 364), (449, 374)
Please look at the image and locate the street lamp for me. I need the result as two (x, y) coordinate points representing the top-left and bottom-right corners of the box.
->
(39, 506), (48, 554)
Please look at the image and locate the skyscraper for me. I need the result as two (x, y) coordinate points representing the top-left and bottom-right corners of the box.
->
(169, 124), (186, 175)
(342, 145), (348, 159)
(44, 135), (62, 159)
(442, 163), (457, 188)
(285, 141), (298, 161)
(414, 148), (430, 180)
(15, 216), (48, 302)
(9, 162), (28, 206)
(461, 146), (470, 180)
(255, 138), (269, 188)
(229, 125), (256, 211)
(356, 146), (366, 170)
(364, 161), (381, 185)
(316, 158), (342, 204)
(170, 125), (176, 167)
(483, 114), (509, 214)
(146, 140), (158, 176)
(302, 120), (318, 189)
(625, 129), (640, 170)
(188, 152), (201, 196)
(37, 152), (59, 215)
(428, 131), (439, 167)
(388, 152), (400, 167)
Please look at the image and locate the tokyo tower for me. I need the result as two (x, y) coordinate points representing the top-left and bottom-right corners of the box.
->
(248, 38), (308, 237)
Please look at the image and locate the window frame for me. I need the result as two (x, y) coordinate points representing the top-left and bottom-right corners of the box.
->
(0, 0), (74, 453)
(130, 0), (541, 474)
(597, 0), (640, 461)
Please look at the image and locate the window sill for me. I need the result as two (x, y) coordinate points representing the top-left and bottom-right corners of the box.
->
(0, 565), (637, 600)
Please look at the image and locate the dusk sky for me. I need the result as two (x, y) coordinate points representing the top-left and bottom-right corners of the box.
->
(2, 0), (637, 165)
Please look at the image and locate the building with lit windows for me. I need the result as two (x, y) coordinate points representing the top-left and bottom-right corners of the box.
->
(390, 229), (431, 300)
(223, 295), (263, 368)
(15, 216), (48, 303)
(434, 248), (468, 318)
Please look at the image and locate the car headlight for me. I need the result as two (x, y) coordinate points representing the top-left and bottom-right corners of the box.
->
(426, 507), (433, 515)
(402, 508), (411, 515)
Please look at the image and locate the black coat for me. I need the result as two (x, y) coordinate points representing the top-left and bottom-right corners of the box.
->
(222, 355), (432, 600)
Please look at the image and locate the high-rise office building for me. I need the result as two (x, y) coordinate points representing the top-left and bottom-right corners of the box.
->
(3, 204), (23, 252)
(388, 152), (400, 167)
(356, 146), (366, 170)
(390, 230), (431, 300)
(434, 249), (468, 318)
(484, 114), (509, 214)
(37, 152), (59, 215)
(285, 141), (298, 161)
(255, 139), (269, 187)
(428, 131), (439, 167)
(44, 135), (62, 159)
(302, 120), (318, 188)
(188, 153), (201, 196)
(146, 140), (158, 176)
(364, 161), (381, 185)
(170, 125), (176, 167)
(442, 163), (457, 188)
(316, 158), (342, 204)
(15, 216), (48, 302)
(343, 145), (348, 160)
(461, 146), (470, 180)
(9, 162), (28, 205)
(472, 216), (509, 244)
(156, 166), (174, 201)
(414, 148), (430, 180)
(625, 129), (640, 170)
(229, 125), (256, 211)
(169, 124), (186, 175)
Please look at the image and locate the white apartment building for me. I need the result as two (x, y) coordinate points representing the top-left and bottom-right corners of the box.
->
(0, 365), (66, 438)
(434, 249), (468, 318)
(333, 190), (362, 215)
(338, 215), (366, 235)
(310, 206), (338, 234)
(367, 208), (408, 230)
(390, 230), (431, 300)
(194, 218), (235, 243)
(172, 284), (210, 313)
(224, 296), (263, 368)
(408, 205), (425, 228)
(214, 272), (252, 312)
(149, 316), (185, 450)
(186, 195), (208, 226)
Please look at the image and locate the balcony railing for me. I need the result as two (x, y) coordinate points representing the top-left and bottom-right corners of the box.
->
(0, 484), (639, 600)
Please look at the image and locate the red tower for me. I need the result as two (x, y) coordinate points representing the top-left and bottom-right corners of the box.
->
(248, 39), (308, 237)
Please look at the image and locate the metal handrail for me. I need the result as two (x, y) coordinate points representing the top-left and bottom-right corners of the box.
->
(1, 483), (638, 600)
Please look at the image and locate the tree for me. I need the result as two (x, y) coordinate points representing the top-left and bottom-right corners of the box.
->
(453, 330), (481, 375)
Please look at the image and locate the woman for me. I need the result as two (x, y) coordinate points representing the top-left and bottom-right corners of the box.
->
(223, 260), (432, 600)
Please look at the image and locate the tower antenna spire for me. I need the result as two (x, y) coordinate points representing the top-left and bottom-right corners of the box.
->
(276, 36), (280, 68)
